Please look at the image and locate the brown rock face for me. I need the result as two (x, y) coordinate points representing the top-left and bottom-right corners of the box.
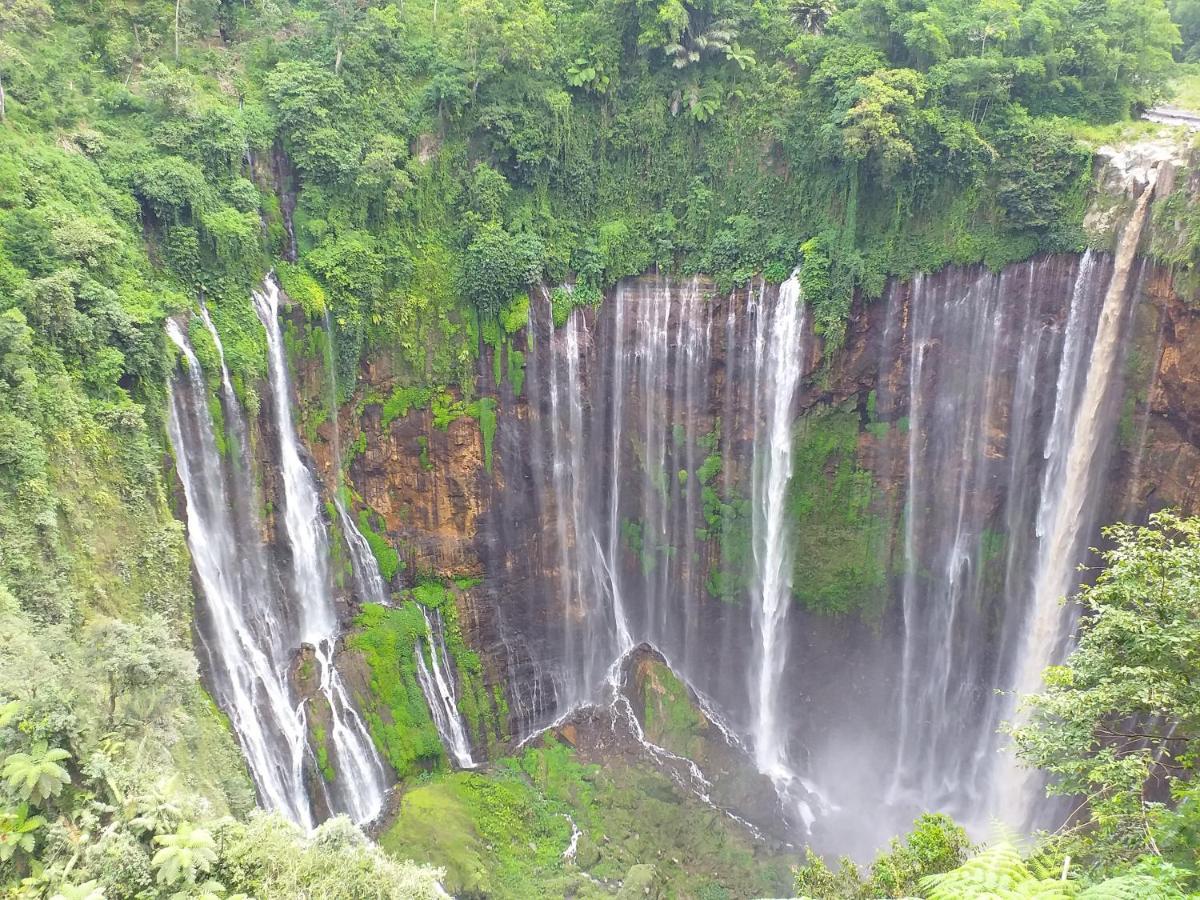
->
(1133, 270), (1200, 512)
(354, 398), (486, 577)
(282, 255), (1200, 774)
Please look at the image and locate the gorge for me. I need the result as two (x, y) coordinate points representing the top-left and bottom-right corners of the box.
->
(155, 140), (1192, 873)
(5, 0), (1200, 893)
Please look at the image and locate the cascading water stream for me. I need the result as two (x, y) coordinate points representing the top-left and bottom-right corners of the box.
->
(251, 277), (388, 825)
(520, 275), (831, 831)
(166, 319), (314, 827)
(993, 168), (1161, 826)
(416, 607), (476, 768)
(746, 271), (814, 828)
(881, 256), (1116, 831)
(879, 162), (1159, 837)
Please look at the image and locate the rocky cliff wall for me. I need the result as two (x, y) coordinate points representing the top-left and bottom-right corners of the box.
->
(282, 252), (1196, 742)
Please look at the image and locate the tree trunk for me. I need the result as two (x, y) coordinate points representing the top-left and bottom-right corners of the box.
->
(174, 0), (181, 60)
(0, 72), (6, 123)
(335, 44), (343, 74)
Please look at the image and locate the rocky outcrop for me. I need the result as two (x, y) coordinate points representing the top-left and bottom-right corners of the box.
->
(544, 644), (788, 842)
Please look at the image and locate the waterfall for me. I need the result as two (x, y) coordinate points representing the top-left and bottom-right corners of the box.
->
(747, 271), (812, 827)
(415, 607), (477, 768)
(251, 277), (388, 825)
(881, 163), (1157, 833)
(315, 306), (478, 770)
(992, 170), (1161, 826)
(509, 227), (1161, 842)
(535, 287), (633, 711)
(166, 319), (314, 827)
(522, 274), (824, 826)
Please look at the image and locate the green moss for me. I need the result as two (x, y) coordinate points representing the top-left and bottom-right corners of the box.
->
(787, 402), (889, 618)
(705, 494), (752, 604)
(432, 391), (468, 429)
(412, 580), (449, 609)
(277, 263), (327, 317)
(507, 347), (526, 398)
(381, 386), (434, 429)
(473, 397), (498, 473)
(696, 437), (752, 603)
(640, 662), (705, 761)
(348, 602), (445, 778)
(312, 723), (336, 782)
(326, 512), (352, 591)
(549, 286), (597, 328)
(357, 509), (402, 581)
(696, 454), (721, 485)
(417, 435), (433, 471)
(347, 430), (367, 466)
(500, 293), (531, 334)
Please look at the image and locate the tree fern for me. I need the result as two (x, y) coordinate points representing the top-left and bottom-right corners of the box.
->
(1, 742), (71, 804)
(152, 822), (217, 886)
(920, 842), (1076, 899)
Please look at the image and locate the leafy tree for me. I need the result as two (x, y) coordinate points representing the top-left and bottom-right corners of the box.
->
(838, 68), (927, 176)
(790, 0), (837, 35)
(461, 225), (544, 316)
(85, 619), (196, 734)
(2, 742), (70, 804)
(1011, 512), (1200, 861)
(793, 813), (972, 898)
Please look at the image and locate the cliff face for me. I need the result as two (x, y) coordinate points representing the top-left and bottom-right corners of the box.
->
(308, 255), (1200, 741)
(1129, 268), (1200, 511)
(261, 246), (1200, 848)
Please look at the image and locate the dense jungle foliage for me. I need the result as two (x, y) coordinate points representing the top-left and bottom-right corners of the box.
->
(0, 0), (1196, 892)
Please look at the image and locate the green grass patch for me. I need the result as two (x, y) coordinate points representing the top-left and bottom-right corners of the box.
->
(380, 738), (792, 899)
(348, 602), (445, 778)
